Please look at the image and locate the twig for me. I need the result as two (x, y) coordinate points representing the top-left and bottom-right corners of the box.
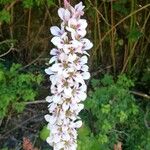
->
(144, 104), (150, 129)
(87, 0), (111, 27)
(130, 91), (150, 99)
(91, 65), (112, 77)
(20, 52), (44, 70)
(95, 3), (150, 51)
(21, 9), (49, 70)
(0, 39), (15, 45)
(5, 0), (21, 11)
(0, 114), (44, 139)
(24, 100), (46, 105)
(0, 45), (14, 57)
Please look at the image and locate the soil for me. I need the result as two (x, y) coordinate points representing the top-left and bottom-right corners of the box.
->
(0, 99), (52, 150)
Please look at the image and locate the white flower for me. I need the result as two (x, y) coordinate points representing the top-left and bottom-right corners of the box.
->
(45, 1), (93, 150)
(50, 26), (64, 37)
(66, 18), (87, 38)
(58, 8), (71, 22)
(81, 38), (93, 50)
(72, 2), (85, 18)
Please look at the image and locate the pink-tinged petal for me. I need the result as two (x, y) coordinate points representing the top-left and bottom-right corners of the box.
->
(62, 102), (69, 111)
(51, 37), (63, 48)
(64, 87), (72, 98)
(46, 96), (53, 103)
(74, 73), (84, 84)
(77, 91), (87, 101)
(61, 32), (67, 39)
(44, 114), (51, 122)
(59, 110), (66, 119)
(75, 120), (82, 128)
(46, 137), (52, 145)
(70, 32), (80, 41)
(59, 53), (67, 61)
(50, 48), (59, 55)
(82, 38), (93, 50)
(80, 84), (87, 91)
(53, 134), (61, 143)
(53, 94), (61, 103)
(45, 114), (57, 124)
(50, 126), (59, 134)
(68, 18), (77, 27)
(50, 26), (61, 36)
(58, 8), (65, 20)
(70, 103), (78, 110)
(83, 51), (90, 56)
(80, 56), (88, 64)
(64, 9), (71, 21)
(75, 2), (85, 11)
(77, 104), (84, 111)
(68, 54), (77, 62)
(62, 70), (69, 78)
(50, 75), (58, 85)
(49, 56), (57, 64)
(51, 63), (62, 72)
(62, 124), (68, 132)
(63, 45), (71, 54)
(64, 0), (70, 8)
(82, 72), (90, 80)
(54, 141), (65, 150)
(57, 84), (63, 93)
(78, 19), (87, 29)
(66, 26), (75, 33)
(78, 29), (86, 37)
(48, 103), (57, 112)
(81, 65), (89, 72)
(45, 67), (53, 75)
(71, 39), (83, 48)
(62, 132), (70, 141)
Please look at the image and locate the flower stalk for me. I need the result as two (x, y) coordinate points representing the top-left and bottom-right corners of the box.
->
(45, 2), (93, 150)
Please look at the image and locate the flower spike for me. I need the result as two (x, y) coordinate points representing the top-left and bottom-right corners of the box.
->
(45, 1), (93, 150)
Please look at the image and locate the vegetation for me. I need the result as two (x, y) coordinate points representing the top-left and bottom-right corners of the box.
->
(0, 0), (150, 149)
(0, 63), (42, 118)
(78, 74), (150, 150)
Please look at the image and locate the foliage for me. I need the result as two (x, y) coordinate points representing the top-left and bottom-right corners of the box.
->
(0, 63), (43, 118)
(141, 59), (150, 90)
(0, 0), (150, 149)
(78, 74), (150, 150)
(113, 0), (129, 15)
(0, 9), (11, 23)
(40, 125), (50, 141)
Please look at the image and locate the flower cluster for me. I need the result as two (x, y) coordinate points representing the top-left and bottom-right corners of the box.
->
(45, 1), (93, 150)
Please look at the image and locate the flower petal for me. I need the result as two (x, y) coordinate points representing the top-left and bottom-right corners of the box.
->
(82, 72), (90, 80)
(46, 96), (53, 103)
(51, 37), (63, 48)
(58, 8), (65, 20)
(50, 26), (62, 36)
(45, 67), (53, 75)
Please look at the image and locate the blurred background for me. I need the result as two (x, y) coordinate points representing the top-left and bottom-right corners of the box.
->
(0, 0), (150, 149)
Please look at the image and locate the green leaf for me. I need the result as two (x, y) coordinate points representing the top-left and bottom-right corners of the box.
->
(13, 102), (25, 113)
(0, 0), (12, 4)
(47, 0), (55, 7)
(23, 0), (34, 8)
(0, 70), (5, 81)
(113, 0), (129, 15)
(78, 124), (90, 138)
(0, 10), (11, 23)
(40, 126), (50, 141)
(101, 74), (114, 86)
(22, 89), (36, 101)
(101, 104), (111, 114)
(128, 28), (142, 43)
